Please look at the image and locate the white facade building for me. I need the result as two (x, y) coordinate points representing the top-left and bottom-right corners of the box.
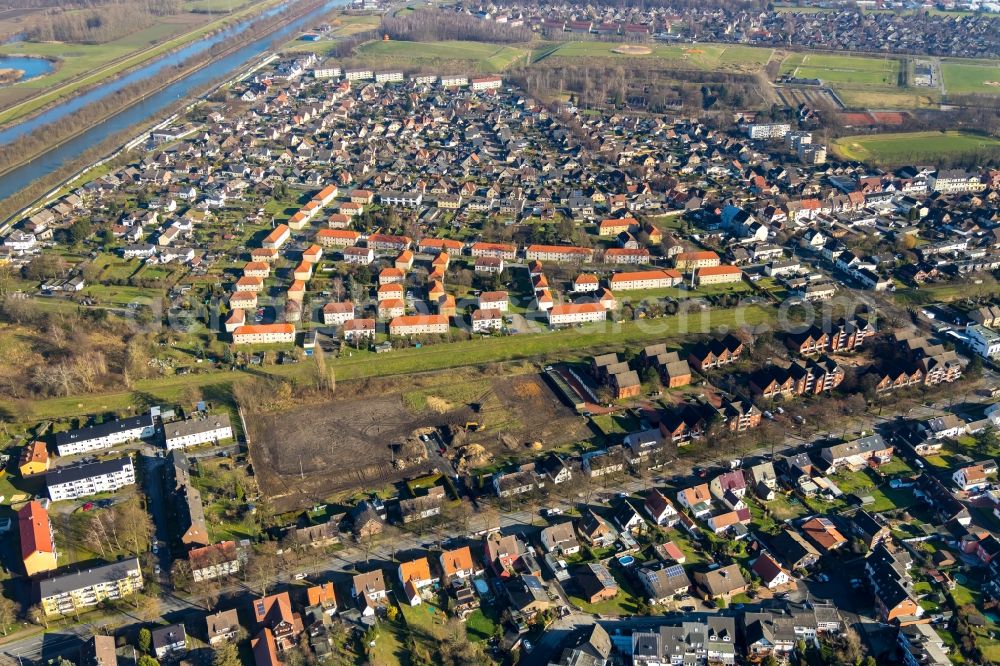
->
(163, 414), (234, 451)
(46, 457), (136, 501)
(55, 413), (156, 457)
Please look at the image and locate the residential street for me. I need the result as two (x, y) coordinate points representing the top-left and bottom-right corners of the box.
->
(0, 388), (990, 665)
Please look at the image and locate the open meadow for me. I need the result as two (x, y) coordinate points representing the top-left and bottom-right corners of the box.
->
(353, 39), (529, 72)
(831, 130), (1000, 164)
(536, 41), (773, 73)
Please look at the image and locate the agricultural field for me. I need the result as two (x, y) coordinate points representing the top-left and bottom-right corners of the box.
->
(538, 41), (773, 73)
(941, 60), (1000, 95)
(831, 130), (1000, 165)
(353, 40), (529, 73)
(780, 52), (900, 86)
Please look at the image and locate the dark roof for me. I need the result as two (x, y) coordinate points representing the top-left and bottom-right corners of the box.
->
(37, 557), (141, 599)
(55, 413), (153, 447)
(151, 623), (186, 649)
(46, 456), (132, 487)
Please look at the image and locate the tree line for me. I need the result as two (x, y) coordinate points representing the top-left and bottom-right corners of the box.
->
(380, 8), (533, 44)
(26, 0), (182, 44)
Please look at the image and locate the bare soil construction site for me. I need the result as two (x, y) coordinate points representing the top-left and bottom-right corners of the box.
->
(245, 368), (589, 512)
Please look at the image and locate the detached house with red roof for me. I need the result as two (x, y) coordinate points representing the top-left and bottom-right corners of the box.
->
(644, 488), (680, 527)
(752, 553), (792, 589)
(252, 592), (303, 653)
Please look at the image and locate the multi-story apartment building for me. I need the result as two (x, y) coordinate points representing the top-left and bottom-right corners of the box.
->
(389, 315), (450, 336)
(55, 413), (155, 456)
(471, 242), (517, 260)
(163, 414), (233, 451)
(609, 270), (682, 291)
(38, 557), (143, 617)
(747, 123), (791, 140)
(18, 500), (57, 577)
(548, 303), (607, 327)
(525, 244), (593, 263)
(46, 456), (136, 501)
(232, 324), (295, 345)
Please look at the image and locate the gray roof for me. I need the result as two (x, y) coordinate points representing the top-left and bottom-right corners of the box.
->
(55, 414), (153, 447)
(164, 413), (232, 441)
(151, 623), (186, 649)
(46, 456), (132, 488)
(37, 557), (141, 599)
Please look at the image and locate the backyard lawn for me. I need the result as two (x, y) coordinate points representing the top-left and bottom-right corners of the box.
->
(568, 566), (642, 615)
(465, 604), (502, 642)
(764, 493), (809, 522)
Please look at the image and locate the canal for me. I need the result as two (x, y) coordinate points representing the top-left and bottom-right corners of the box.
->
(0, 0), (350, 203)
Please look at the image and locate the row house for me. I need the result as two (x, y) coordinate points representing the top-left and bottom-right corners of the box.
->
(687, 334), (745, 372)
(525, 244), (594, 263)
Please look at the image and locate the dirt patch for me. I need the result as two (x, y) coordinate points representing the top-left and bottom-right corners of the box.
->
(426, 396), (454, 413)
(245, 394), (473, 512)
(482, 374), (589, 449)
(612, 45), (652, 55)
(245, 372), (588, 511)
(986, 81), (1000, 87)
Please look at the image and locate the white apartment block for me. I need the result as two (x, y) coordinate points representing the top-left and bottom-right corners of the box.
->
(389, 315), (450, 336)
(344, 68), (374, 81)
(470, 76), (502, 91)
(55, 413), (156, 457)
(163, 414), (234, 451)
(548, 304), (607, 327)
(375, 71), (404, 83)
(47, 457), (136, 501)
(312, 67), (341, 79)
(966, 324), (1000, 359)
(232, 324), (296, 345)
(747, 123), (791, 140)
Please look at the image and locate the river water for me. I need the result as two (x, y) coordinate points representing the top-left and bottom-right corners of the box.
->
(0, 0), (349, 203)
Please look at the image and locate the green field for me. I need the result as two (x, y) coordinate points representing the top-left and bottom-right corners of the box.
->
(831, 130), (1000, 164)
(941, 61), (1000, 95)
(353, 40), (529, 72)
(539, 41), (773, 73)
(0, 0), (283, 125)
(1, 304), (776, 424)
(781, 52), (900, 86)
